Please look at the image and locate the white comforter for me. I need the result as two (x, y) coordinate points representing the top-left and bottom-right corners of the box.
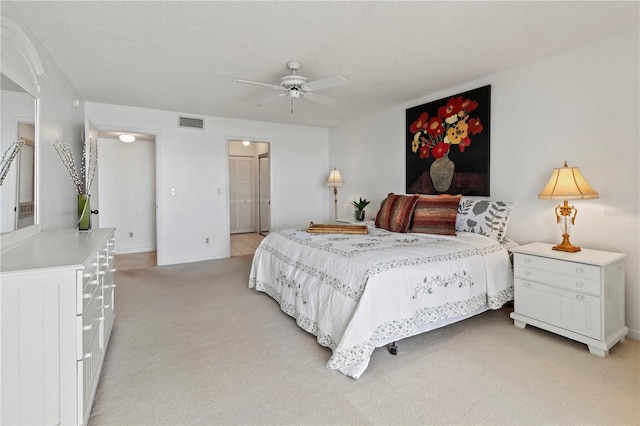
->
(249, 227), (513, 379)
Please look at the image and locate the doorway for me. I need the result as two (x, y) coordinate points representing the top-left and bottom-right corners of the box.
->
(97, 130), (157, 259)
(258, 152), (270, 236)
(228, 140), (270, 254)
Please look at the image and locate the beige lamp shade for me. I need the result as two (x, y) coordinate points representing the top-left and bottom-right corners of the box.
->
(326, 168), (344, 187)
(538, 161), (599, 200)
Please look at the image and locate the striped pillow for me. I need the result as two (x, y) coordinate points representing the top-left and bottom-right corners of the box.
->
(375, 193), (419, 233)
(409, 194), (461, 236)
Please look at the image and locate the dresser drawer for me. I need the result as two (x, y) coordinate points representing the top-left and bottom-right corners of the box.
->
(515, 254), (600, 279)
(515, 264), (600, 296)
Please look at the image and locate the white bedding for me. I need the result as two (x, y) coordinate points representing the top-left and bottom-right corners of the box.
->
(248, 226), (514, 379)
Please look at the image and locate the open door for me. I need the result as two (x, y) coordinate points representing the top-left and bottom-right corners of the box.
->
(258, 152), (270, 235)
(84, 119), (99, 228)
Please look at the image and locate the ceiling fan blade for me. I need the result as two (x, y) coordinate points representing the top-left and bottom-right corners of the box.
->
(232, 79), (286, 91)
(303, 76), (348, 92)
(255, 93), (288, 107)
(302, 92), (341, 108)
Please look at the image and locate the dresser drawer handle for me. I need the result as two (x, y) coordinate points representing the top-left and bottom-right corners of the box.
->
(575, 267), (584, 273)
(575, 282), (584, 287)
(82, 324), (92, 331)
(524, 282), (531, 287)
(83, 293), (91, 299)
(524, 271), (532, 276)
(84, 352), (92, 359)
(83, 272), (91, 278)
(104, 304), (110, 309)
(524, 258), (532, 264)
(576, 294), (584, 300)
(110, 268), (117, 273)
(90, 280), (99, 286)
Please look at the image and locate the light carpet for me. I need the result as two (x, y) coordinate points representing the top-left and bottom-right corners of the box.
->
(89, 255), (640, 425)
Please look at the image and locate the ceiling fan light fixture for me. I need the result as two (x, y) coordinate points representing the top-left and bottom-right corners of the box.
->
(289, 89), (300, 98)
(119, 134), (135, 143)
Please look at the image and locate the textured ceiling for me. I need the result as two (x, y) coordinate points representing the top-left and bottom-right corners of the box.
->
(8, 1), (639, 128)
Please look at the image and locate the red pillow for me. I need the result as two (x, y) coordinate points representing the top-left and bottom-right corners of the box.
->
(375, 193), (419, 233)
(409, 194), (461, 236)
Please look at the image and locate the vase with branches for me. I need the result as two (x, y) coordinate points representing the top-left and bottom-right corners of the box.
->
(53, 138), (98, 232)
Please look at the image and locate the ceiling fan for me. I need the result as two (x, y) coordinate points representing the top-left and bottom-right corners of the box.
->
(233, 61), (348, 113)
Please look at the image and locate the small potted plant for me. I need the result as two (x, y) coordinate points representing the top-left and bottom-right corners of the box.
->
(351, 197), (370, 221)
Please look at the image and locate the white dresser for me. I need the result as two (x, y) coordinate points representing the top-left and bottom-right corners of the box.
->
(1, 228), (116, 425)
(510, 242), (627, 356)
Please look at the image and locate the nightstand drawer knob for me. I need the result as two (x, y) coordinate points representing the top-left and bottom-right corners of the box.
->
(575, 282), (584, 287)
(575, 267), (584, 273)
(524, 282), (531, 287)
(576, 294), (584, 300)
(524, 271), (532, 276)
(524, 258), (532, 264)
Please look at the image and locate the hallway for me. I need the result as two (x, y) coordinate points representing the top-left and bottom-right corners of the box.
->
(114, 233), (264, 271)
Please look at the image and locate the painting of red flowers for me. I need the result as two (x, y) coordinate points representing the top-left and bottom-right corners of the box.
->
(406, 85), (491, 195)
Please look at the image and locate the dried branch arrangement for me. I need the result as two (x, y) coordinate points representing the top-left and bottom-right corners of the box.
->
(0, 138), (26, 186)
(53, 138), (98, 194)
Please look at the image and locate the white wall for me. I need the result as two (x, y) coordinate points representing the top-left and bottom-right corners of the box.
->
(85, 102), (330, 265)
(329, 29), (640, 338)
(98, 137), (156, 253)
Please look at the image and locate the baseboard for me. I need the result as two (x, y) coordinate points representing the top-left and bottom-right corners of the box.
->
(115, 246), (156, 254)
(626, 327), (640, 341)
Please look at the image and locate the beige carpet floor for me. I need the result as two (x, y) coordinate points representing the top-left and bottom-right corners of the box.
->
(89, 255), (640, 425)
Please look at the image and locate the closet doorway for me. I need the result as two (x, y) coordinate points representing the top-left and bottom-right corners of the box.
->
(229, 140), (270, 255)
(258, 152), (270, 236)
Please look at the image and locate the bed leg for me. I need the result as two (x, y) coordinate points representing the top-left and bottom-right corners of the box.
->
(387, 341), (398, 355)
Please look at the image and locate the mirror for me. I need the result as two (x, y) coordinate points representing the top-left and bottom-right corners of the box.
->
(1, 72), (37, 234)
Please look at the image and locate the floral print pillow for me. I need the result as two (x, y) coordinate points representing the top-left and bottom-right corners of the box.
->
(455, 199), (513, 242)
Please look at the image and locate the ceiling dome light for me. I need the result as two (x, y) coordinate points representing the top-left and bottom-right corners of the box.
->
(242, 140), (251, 146)
(119, 134), (135, 143)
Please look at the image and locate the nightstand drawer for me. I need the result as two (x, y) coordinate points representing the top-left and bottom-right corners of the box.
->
(515, 254), (600, 280)
(515, 265), (600, 296)
(514, 279), (601, 339)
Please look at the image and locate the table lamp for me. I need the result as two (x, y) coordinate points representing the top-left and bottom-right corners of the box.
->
(326, 168), (344, 220)
(538, 161), (599, 252)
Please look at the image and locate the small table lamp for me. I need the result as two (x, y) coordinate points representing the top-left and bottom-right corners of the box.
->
(538, 161), (599, 252)
(326, 168), (344, 220)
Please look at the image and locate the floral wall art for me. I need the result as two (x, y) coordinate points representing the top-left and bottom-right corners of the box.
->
(406, 85), (491, 195)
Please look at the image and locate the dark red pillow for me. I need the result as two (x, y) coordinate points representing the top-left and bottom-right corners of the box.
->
(409, 194), (461, 236)
(375, 193), (419, 233)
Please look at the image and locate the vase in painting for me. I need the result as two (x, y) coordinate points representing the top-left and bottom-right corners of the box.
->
(429, 153), (455, 192)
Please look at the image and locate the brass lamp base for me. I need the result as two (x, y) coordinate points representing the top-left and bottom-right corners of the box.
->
(552, 233), (581, 253)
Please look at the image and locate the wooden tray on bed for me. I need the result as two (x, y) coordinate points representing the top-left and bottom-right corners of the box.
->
(306, 222), (368, 234)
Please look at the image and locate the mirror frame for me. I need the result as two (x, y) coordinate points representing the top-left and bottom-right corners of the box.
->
(0, 17), (47, 250)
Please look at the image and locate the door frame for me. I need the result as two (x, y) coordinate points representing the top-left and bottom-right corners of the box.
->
(226, 137), (271, 253)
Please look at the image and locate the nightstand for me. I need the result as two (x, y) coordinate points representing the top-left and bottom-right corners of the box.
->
(335, 217), (374, 226)
(510, 242), (627, 357)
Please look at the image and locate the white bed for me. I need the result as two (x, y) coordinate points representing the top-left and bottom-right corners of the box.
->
(249, 225), (514, 379)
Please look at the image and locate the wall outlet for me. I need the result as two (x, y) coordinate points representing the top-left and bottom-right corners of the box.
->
(129, 232), (134, 238)
(205, 237), (210, 244)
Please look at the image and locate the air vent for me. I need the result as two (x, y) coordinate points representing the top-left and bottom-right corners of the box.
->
(178, 116), (204, 129)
